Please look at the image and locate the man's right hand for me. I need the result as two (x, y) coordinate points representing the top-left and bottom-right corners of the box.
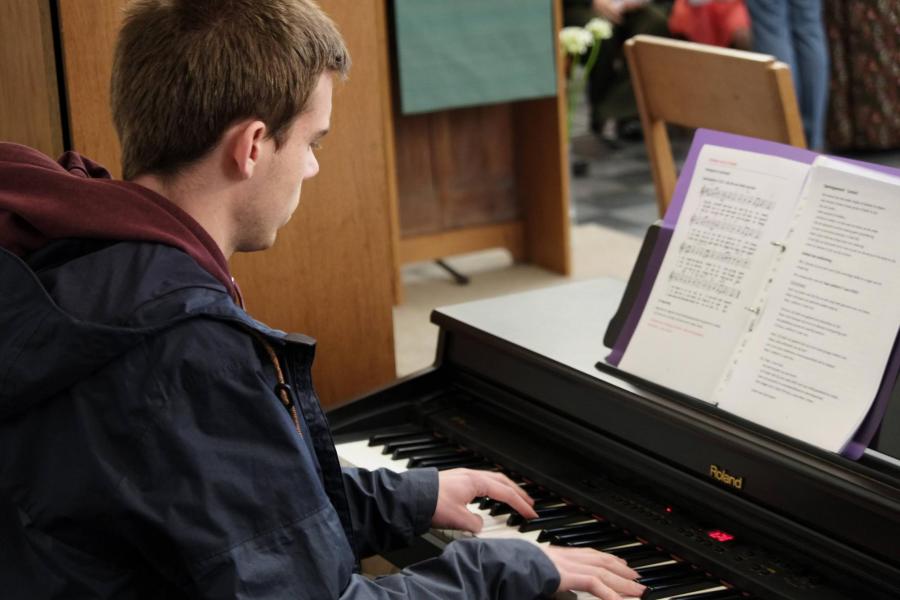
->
(542, 545), (646, 600)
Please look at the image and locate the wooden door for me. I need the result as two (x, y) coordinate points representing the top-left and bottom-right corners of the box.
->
(0, 0), (64, 157)
(57, 0), (399, 405)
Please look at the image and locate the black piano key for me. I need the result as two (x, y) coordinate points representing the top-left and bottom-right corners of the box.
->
(538, 519), (606, 542)
(391, 442), (456, 459)
(606, 543), (660, 560)
(518, 482), (544, 495)
(541, 517), (603, 531)
(478, 497), (498, 510)
(640, 577), (717, 600)
(489, 502), (513, 516)
(490, 495), (561, 516)
(381, 435), (442, 454)
(549, 523), (619, 544)
(391, 446), (475, 460)
(527, 492), (560, 505)
(629, 554), (679, 570)
(507, 504), (573, 527)
(367, 428), (427, 446)
(431, 458), (493, 470)
(405, 450), (476, 464)
(636, 562), (697, 584)
(557, 531), (633, 548)
(406, 454), (475, 468)
(519, 512), (590, 533)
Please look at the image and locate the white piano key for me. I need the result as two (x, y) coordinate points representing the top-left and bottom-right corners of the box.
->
(637, 559), (679, 570)
(335, 439), (407, 472)
(657, 585), (727, 600)
(478, 527), (542, 543)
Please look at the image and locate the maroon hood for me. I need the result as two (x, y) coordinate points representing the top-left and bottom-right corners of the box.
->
(0, 142), (241, 304)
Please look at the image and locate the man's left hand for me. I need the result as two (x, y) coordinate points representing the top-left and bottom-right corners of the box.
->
(432, 468), (538, 533)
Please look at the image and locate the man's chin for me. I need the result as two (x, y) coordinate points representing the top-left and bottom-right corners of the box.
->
(235, 234), (278, 254)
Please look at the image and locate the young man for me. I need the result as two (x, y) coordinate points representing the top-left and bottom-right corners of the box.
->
(0, 1), (644, 598)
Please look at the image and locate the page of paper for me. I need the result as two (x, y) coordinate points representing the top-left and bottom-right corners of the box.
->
(715, 161), (900, 452)
(619, 145), (810, 400)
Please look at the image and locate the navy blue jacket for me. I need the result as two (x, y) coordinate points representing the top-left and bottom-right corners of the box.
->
(0, 239), (559, 599)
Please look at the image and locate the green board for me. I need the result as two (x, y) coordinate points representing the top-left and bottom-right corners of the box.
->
(393, 0), (557, 115)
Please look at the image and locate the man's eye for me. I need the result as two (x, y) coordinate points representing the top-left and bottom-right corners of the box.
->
(311, 141), (323, 151)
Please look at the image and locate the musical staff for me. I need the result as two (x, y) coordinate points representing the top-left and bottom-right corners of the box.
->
(669, 270), (742, 299)
(688, 214), (763, 239)
(699, 185), (775, 211)
(678, 241), (751, 269)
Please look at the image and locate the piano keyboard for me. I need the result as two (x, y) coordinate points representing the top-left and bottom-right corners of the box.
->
(337, 428), (750, 600)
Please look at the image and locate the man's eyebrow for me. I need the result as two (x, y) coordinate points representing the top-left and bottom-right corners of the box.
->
(312, 129), (329, 140)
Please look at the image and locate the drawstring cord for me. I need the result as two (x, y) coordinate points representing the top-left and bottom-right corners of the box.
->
(246, 329), (303, 437)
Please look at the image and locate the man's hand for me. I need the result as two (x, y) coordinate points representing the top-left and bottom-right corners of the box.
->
(543, 545), (646, 600)
(432, 469), (538, 532)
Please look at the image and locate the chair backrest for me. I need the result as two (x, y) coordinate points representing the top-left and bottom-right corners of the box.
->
(624, 35), (806, 216)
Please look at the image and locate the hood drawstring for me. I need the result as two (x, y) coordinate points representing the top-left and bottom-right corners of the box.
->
(246, 329), (302, 437)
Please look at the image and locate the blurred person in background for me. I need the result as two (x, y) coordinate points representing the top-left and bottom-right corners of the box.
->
(744, 0), (829, 150)
(668, 0), (752, 50)
(565, 0), (672, 147)
(823, 0), (900, 152)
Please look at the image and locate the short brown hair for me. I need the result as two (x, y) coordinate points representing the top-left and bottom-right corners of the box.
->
(111, 0), (350, 180)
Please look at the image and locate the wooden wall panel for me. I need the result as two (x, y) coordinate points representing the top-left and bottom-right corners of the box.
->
(57, 0), (125, 177)
(57, 0), (398, 405)
(438, 105), (518, 229)
(394, 105), (520, 237)
(374, 0), (405, 305)
(0, 0), (63, 157)
(394, 114), (442, 235)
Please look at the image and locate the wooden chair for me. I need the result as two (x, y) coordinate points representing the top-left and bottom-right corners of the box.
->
(624, 35), (806, 216)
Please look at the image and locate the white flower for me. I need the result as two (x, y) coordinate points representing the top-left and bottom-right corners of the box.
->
(559, 26), (593, 56)
(585, 17), (613, 40)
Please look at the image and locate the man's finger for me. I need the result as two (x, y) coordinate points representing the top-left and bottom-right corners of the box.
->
(566, 573), (619, 600)
(561, 548), (638, 579)
(457, 506), (484, 533)
(480, 478), (539, 519)
(483, 471), (535, 506)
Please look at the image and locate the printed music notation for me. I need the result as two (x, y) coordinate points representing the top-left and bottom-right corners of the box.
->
(699, 185), (775, 211)
(688, 214), (762, 239)
(678, 242), (751, 269)
(668, 270), (742, 299)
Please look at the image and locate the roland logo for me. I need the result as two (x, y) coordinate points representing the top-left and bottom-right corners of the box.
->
(709, 464), (743, 490)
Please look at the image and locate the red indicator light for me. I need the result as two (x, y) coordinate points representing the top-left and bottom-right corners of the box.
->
(707, 530), (735, 543)
(665, 507), (673, 513)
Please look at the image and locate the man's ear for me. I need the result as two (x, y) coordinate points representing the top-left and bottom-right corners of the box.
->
(231, 120), (268, 180)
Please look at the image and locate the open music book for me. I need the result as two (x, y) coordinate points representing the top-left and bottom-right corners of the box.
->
(606, 129), (900, 458)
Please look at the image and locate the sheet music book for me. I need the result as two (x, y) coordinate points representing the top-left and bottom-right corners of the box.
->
(607, 129), (900, 458)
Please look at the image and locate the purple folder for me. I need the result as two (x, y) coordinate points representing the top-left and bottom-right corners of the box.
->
(605, 128), (900, 459)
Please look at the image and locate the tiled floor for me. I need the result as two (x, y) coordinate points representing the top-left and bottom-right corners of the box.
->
(568, 131), (683, 236)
